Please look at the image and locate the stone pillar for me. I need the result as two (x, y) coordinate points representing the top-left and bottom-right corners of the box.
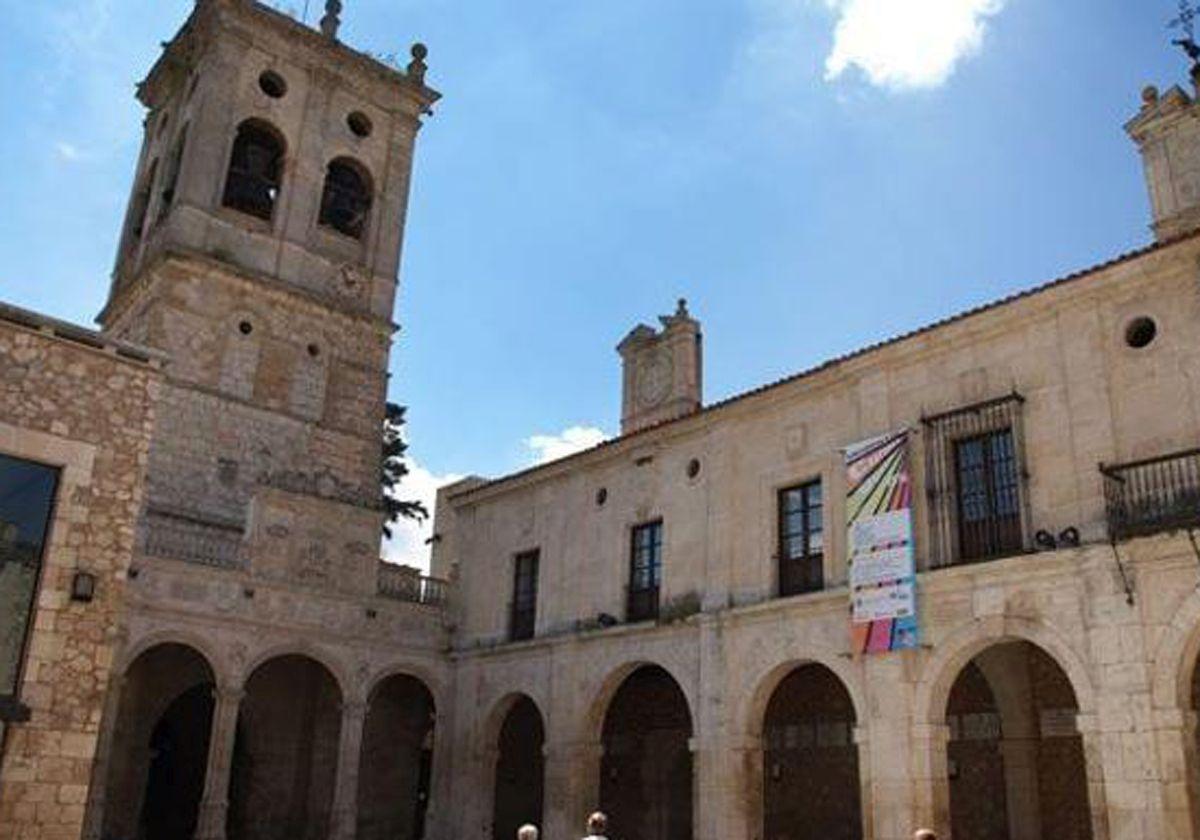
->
(329, 700), (368, 840)
(194, 685), (244, 840)
(543, 739), (603, 839)
(999, 737), (1043, 840)
(911, 721), (951, 838)
(1076, 712), (1113, 840)
(81, 673), (125, 839)
(700, 735), (758, 839)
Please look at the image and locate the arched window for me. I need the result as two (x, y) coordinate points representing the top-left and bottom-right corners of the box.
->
(318, 158), (372, 240)
(157, 125), (188, 223)
(129, 159), (159, 242)
(222, 120), (285, 221)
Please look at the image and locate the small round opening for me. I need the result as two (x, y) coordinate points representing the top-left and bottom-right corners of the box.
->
(687, 458), (701, 479)
(238, 321), (253, 336)
(258, 70), (287, 99)
(347, 111), (373, 138)
(307, 343), (320, 358)
(1124, 316), (1157, 349)
(595, 487), (608, 507)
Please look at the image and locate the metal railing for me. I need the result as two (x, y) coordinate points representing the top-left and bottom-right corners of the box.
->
(1101, 447), (1200, 540)
(377, 563), (449, 606)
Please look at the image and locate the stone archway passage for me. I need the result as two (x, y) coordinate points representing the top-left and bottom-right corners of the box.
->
(492, 696), (545, 840)
(227, 655), (342, 840)
(101, 642), (215, 840)
(600, 665), (693, 840)
(762, 664), (862, 840)
(358, 674), (436, 840)
(946, 640), (1092, 840)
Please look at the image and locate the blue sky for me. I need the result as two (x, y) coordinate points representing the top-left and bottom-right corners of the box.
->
(0, 0), (1189, 564)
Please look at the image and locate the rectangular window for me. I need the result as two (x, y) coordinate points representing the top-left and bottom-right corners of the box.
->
(954, 429), (1023, 561)
(0, 454), (59, 718)
(509, 550), (539, 642)
(627, 521), (663, 623)
(924, 393), (1028, 567)
(778, 479), (824, 596)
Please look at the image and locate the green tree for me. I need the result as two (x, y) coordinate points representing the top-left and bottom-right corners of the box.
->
(382, 402), (428, 538)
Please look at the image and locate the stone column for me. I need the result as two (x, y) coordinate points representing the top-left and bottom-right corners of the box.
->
(696, 734), (758, 839)
(910, 721), (952, 838)
(542, 739), (603, 839)
(329, 700), (368, 840)
(81, 673), (125, 839)
(194, 685), (244, 840)
(999, 737), (1043, 839)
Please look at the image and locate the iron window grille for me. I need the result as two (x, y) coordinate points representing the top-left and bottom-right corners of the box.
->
(1101, 447), (1200, 540)
(627, 521), (663, 622)
(0, 455), (60, 723)
(923, 392), (1030, 567)
(509, 549), (540, 642)
(778, 479), (824, 596)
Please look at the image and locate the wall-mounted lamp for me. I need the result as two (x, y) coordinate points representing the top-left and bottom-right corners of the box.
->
(70, 571), (96, 603)
(424, 533), (442, 545)
(1058, 526), (1081, 548)
(1035, 530), (1057, 551)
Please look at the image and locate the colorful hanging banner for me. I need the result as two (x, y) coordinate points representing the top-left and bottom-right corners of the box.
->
(846, 429), (919, 654)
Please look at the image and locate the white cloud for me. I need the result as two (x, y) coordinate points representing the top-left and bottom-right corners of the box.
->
(54, 142), (85, 162)
(381, 459), (462, 572)
(525, 425), (608, 465)
(822, 0), (1006, 91)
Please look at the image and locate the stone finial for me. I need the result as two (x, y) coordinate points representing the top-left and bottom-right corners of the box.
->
(675, 297), (689, 318)
(319, 0), (342, 39)
(1142, 85), (1160, 107)
(407, 43), (428, 84)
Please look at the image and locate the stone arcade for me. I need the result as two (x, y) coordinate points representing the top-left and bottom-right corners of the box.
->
(5, 2), (1200, 840)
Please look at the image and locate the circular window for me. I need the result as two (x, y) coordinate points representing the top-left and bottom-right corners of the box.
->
(1125, 316), (1157, 349)
(687, 458), (701, 479)
(258, 70), (287, 99)
(307, 343), (321, 358)
(347, 111), (373, 138)
(238, 321), (253, 336)
(595, 487), (608, 507)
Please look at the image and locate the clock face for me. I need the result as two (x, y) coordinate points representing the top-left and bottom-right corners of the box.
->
(637, 352), (673, 408)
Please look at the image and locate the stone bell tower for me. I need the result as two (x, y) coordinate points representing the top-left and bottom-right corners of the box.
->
(618, 299), (703, 435)
(94, 0), (439, 593)
(1127, 65), (1200, 241)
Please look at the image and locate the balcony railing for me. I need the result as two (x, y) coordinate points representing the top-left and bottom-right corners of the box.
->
(377, 563), (449, 606)
(1101, 447), (1200, 540)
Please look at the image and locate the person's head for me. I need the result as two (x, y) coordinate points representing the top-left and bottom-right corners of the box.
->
(587, 811), (608, 834)
(517, 825), (538, 840)
(913, 830), (938, 840)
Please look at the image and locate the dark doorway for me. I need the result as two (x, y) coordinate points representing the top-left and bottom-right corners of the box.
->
(946, 641), (1092, 840)
(227, 655), (342, 840)
(139, 684), (214, 839)
(492, 696), (545, 839)
(101, 643), (215, 840)
(357, 674), (437, 840)
(762, 664), (862, 840)
(600, 665), (693, 840)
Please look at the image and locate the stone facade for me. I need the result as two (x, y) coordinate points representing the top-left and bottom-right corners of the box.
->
(7, 2), (1200, 840)
(0, 305), (160, 840)
(431, 227), (1200, 840)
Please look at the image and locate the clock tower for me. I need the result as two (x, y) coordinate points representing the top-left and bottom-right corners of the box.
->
(617, 299), (703, 435)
